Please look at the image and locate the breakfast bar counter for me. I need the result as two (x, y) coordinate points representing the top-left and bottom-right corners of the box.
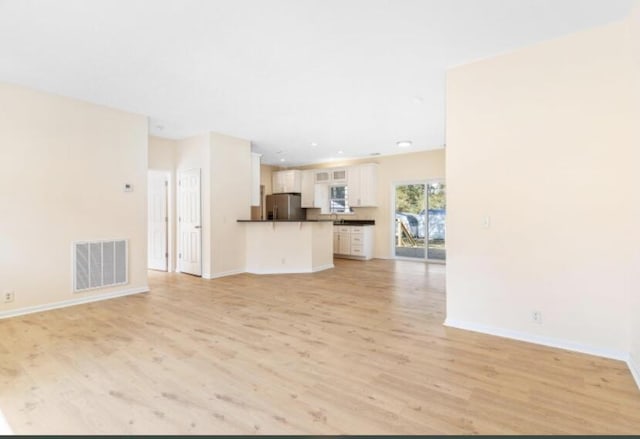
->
(238, 220), (334, 274)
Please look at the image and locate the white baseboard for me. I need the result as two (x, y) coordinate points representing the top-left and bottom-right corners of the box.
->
(203, 264), (335, 278)
(247, 264), (334, 275)
(203, 269), (245, 279)
(311, 263), (335, 273)
(444, 318), (628, 362)
(629, 353), (640, 391)
(0, 408), (12, 435)
(0, 286), (149, 320)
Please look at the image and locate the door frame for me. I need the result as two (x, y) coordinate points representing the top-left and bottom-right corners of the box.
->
(390, 179), (446, 263)
(177, 168), (203, 276)
(147, 169), (173, 272)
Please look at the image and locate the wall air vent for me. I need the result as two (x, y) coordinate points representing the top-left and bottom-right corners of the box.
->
(74, 240), (128, 292)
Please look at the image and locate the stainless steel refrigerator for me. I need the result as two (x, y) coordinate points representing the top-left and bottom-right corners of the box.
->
(266, 193), (305, 220)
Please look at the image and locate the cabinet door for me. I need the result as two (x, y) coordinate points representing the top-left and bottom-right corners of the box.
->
(301, 170), (315, 207)
(347, 166), (361, 207)
(274, 170), (302, 193)
(282, 171), (294, 192)
(315, 170), (330, 183)
(350, 232), (364, 247)
(338, 232), (351, 254)
(314, 183), (330, 213)
(359, 164), (378, 206)
(332, 168), (347, 183)
(272, 171), (283, 194)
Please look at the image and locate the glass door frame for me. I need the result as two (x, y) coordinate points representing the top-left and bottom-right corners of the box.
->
(390, 179), (446, 264)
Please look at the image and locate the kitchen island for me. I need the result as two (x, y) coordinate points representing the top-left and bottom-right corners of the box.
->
(237, 220), (334, 274)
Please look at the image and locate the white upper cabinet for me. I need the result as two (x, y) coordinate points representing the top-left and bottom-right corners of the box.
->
(348, 163), (378, 207)
(315, 170), (330, 184)
(301, 169), (315, 207)
(331, 168), (347, 183)
(272, 170), (302, 194)
(250, 153), (261, 206)
(347, 166), (361, 206)
(304, 163), (378, 209)
(314, 168), (347, 185)
(314, 183), (330, 214)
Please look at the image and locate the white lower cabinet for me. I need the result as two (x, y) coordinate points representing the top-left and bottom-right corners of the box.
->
(333, 225), (374, 260)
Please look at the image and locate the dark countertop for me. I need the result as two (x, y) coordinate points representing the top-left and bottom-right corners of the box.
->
(332, 220), (376, 226)
(237, 219), (334, 223)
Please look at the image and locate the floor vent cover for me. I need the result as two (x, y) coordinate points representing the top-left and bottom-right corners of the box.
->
(74, 240), (128, 292)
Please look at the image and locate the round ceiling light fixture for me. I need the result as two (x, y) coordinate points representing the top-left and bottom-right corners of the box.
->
(396, 140), (412, 148)
(280, 158), (286, 162)
(311, 142), (318, 147)
(337, 150), (344, 155)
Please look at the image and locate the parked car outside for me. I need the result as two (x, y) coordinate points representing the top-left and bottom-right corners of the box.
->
(396, 210), (445, 240)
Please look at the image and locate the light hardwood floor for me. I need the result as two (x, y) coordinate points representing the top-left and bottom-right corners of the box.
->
(1, 259), (639, 434)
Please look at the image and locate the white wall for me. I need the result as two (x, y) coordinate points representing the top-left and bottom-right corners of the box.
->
(446, 21), (635, 358)
(209, 132), (251, 277)
(629, 4), (640, 385)
(0, 82), (149, 315)
(0, 408), (11, 434)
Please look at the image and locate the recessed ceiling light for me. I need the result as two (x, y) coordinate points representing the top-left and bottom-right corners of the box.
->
(280, 158), (286, 162)
(337, 150), (344, 155)
(311, 142), (318, 147)
(396, 140), (412, 148)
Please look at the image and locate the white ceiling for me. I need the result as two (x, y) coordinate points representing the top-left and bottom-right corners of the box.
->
(0, 0), (634, 165)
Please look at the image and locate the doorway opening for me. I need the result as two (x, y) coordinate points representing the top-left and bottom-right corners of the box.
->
(393, 181), (446, 262)
(148, 170), (169, 271)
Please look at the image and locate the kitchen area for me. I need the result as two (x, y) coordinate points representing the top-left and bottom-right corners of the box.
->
(238, 162), (378, 274)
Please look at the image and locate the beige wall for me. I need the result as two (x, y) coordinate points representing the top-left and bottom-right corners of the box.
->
(148, 136), (176, 170)
(630, 4), (640, 381)
(209, 132), (251, 277)
(166, 132), (252, 278)
(446, 21), (635, 356)
(300, 150), (445, 259)
(0, 82), (149, 314)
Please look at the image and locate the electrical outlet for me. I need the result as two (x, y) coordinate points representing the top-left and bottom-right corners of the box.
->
(3, 291), (14, 303)
(532, 310), (542, 324)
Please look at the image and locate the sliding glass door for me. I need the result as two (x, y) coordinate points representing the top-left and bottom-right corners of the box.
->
(393, 181), (446, 261)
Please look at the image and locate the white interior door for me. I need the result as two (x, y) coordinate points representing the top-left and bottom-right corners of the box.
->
(148, 171), (168, 271)
(178, 169), (202, 276)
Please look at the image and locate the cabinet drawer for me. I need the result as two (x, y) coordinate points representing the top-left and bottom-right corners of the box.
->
(337, 226), (351, 233)
(350, 235), (363, 244)
(350, 227), (364, 233)
(350, 245), (364, 255)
